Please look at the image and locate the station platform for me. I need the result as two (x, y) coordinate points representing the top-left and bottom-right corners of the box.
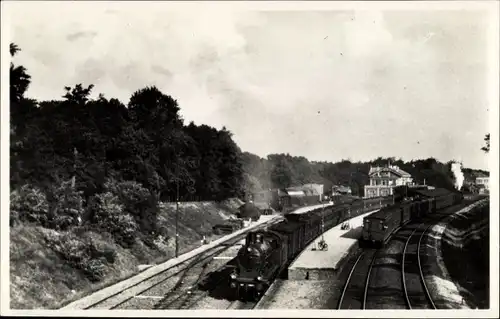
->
(287, 209), (379, 280)
(289, 202), (335, 215)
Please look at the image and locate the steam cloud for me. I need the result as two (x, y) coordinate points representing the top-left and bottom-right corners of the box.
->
(451, 162), (464, 190)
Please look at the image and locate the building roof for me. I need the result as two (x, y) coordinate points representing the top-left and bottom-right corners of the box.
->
(302, 183), (323, 188)
(332, 185), (351, 193)
(286, 190), (306, 197)
(369, 165), (412, 178)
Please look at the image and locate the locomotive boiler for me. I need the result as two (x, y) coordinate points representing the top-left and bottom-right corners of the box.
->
(229, 231), (287, 300)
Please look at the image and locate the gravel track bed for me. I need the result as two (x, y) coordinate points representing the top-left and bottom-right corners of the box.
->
(256, 279), (341, 309)
(364, 228), (409, 309)
(403, 227), (434, 309)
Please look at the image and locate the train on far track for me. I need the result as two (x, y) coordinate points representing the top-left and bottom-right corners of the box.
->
(228, 196), (392, 300)
(361, 187), (464, 247)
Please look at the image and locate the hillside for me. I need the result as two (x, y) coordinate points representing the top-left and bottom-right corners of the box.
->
(10, 198), (243, 309)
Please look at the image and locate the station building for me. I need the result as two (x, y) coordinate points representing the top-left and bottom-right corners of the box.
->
(364, 165), (414, 198)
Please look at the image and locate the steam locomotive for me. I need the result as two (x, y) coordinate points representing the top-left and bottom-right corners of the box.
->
(228, 196), (393, 300)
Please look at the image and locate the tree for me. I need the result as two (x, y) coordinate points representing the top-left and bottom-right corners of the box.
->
(10, 43), (35, 134)
(481, 133), (490, 153)
(63, 83), (95, 105)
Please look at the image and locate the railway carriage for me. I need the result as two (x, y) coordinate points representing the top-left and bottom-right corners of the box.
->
(286, 212), (322, 245)
(361, 205), (403, 247)
(361, 188), (464, 247)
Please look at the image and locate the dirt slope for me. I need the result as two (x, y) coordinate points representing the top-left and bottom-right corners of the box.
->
(10, 198), (244, 309)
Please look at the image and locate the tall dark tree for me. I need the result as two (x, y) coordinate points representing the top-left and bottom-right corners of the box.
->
(10, 43), (36, 134)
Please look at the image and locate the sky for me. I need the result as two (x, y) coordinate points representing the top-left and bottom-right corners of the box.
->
(4, 1), (497, 170)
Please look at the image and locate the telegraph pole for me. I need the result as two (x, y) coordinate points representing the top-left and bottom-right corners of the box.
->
(175, 162), (180, 259)
(71, 147), (78, 188)
(321, 200), (325, 236)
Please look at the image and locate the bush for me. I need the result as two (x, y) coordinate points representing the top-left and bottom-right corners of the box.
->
(104, 179), (150, 211)
(48, 180), (85, 230)
(83, 258), (107, 282)
(10, 184), (50, 226)
(91, 192), (138, 247)
(47, 232), (114, 282)
(104, 179), (160, 235)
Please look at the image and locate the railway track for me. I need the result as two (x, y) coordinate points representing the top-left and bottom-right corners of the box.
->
(154, 261), (259, 310)
(84, 217), (281, 310)
(153, 258), (220, 310)
(107, 242), (236, 309)
(337, 197), (483, 310)
(337, 249), (377, 309)
(401, 223), (436, 309)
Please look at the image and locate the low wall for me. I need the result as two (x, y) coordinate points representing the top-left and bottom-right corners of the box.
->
(424, 199), (489, 309)
(440, 200), (490, 308)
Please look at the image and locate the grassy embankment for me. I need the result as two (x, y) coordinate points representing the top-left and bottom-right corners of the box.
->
(10, 198), (244, 309)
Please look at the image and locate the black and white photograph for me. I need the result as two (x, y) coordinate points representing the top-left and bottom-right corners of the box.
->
(1, 0), (498, 317)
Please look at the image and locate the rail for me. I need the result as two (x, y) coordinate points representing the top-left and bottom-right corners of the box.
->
(418, 224), (437, 309)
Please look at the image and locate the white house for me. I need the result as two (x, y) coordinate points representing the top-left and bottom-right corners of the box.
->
(364, 165), (414, 198)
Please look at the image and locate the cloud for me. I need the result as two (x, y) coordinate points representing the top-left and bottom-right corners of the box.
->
(6, 3), (492, 170)
(66, 31), (97, 42)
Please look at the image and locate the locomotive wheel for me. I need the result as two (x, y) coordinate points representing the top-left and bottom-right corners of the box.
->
(237, 286), (245, 301)
(358, 239), (365, 248)
(250, 287), (263, 301)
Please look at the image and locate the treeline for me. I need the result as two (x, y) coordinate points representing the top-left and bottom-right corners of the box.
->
(10, 43), (246, 251)
(241, 153), (489, 196)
